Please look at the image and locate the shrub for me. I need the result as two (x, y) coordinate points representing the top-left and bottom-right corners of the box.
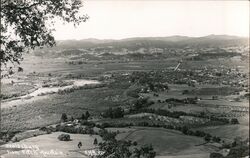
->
(212, 136), (221, 143)
(210, 153), (224, 158)
(226, 145), (249, 158)
(182, 90), (189, 95)
(39, 126), (53, 134)
(133, 141), (138, 146)
(58, 134), (71, 141)
(93, 138), (98, 145)
(194, 130), (206, 137)
(85, 111), (90, 120)
(61, 113), (68, 122)
(204, 134), (212, 142)
(85, 126), (94, 135)
(231, 118), (239, 124)
(102, 107), (124, 118)
(133, 97), (154, 110)
(81, 114), (86, 120)
(81, 121), (95, 127)
(181, 126), (189, 135)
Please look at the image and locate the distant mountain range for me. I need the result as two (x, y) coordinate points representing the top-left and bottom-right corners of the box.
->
(54, 35), (248, 50)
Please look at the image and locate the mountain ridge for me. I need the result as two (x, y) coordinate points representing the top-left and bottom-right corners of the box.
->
(57, 35), (247, 43)
(52, 35), (248, 50)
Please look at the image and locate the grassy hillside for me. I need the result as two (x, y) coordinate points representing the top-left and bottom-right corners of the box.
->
(116, 127), (213, 157)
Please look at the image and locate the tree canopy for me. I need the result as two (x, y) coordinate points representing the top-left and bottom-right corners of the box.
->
(0, 0), (88, 76)
(97, 129), (156, 158)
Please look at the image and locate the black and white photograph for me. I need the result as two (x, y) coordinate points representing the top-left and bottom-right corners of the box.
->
(0, 0), (249, 158)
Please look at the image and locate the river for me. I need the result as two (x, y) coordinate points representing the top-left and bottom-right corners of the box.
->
(1, 79), (100, 109)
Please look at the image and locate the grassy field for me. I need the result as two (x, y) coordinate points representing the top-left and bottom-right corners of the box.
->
(0, 127), (219, 158)
(1, 84), (35, 100)
(0, 132), (101, 158)
(18, 55), (179, 77)
(115, 127), (214, 157)
(18, 53), (248, 77)
(2, 57), (248, 131)
(1, 84), (131, 131)
(143, 84), (245, 101)
(144, 82), (249, 119)
(193, 124), (249, 142)
(1, 52), (248, 158)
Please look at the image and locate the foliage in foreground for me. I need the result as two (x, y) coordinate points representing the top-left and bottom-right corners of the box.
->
(210, 137), (249, 158)
(1, 0), (88, 75)
(97, 129), (156, 158)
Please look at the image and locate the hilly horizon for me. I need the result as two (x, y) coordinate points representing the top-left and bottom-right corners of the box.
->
(53, 34), (248, 50)
(57, 34), (247, 42)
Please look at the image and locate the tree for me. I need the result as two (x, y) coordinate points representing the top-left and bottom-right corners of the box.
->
(102, 107), (124, 119)
(81, 113), (86, 120)
(231, 118), (239, 124)
(102, 107), (113, 118)
(212, 136), (221, 143)
(93, 138), (98, 145)
(209, 153), (224, 158)
(85, 126), (94, 135)
(98, 140), (132, 158)
(204, 134), (212, 142)
(99, 129), (116, 141)
(136, 144), (156, 158)
(0, 0), (88, 76)
(78, 141), (82, 148)
(61, 113), (68, 122)
(97, 130), (156, 158)
(232, 137), (244, 147)
(85, 111), (90, 120)
(182, 90), (189, 95)
(133, 141), (138, 146)
(112, 107), (124, 118)
(181, 126), (189, 135)
(58, 134), (70, 141)
(227, 137), (249, 158)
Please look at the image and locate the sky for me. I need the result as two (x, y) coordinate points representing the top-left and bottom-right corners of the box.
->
(53, 0), (249, 40)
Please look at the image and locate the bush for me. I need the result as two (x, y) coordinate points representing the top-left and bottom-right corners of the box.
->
(187, 130), (194, 136)
(133, 141), (138, 146)
(226, 145), (249, 158)
(61, 113), (68, 122)
(210, 153), (224, 158)
(204, 134), (212, 142)
(182, 90), (189, 95)
(81, 114), (86, 120)
(39, 126), (53, 134)
(58, 134), (71, 141)
(97, 128), (156, 158)
(85, 126), (94, 135)
(85, 111), (90, 119)
(231, 118), (239, 124)
(93, 138), (98, 145)
(212, 136), (221, 143)
(181, 126), (189, 135)
(81, 121), (95, 127)
(133, 97), (154, 110)
(102, 107), (124, 118)
(194, 130), (206, 137)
